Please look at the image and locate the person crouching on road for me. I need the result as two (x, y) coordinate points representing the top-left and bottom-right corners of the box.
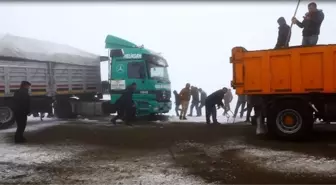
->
(173, 90), (181, 117)
(179, 83), (191, 120)
(13, 81), (31, 144)
(188, 86), (200, 117)
(110, 82), (137, 126)
(205, 87), (228, 125)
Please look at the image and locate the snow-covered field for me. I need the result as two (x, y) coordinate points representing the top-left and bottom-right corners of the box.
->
(0, 112), (336, 183)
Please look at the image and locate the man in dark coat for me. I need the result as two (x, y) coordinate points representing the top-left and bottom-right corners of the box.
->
(173, 90), (181, 117)
(197, 88), (207, 116)
(13, 81), (31, 143)
(205, 87), (228, 124)
(292, 2), (324, 46)
(233, 95), (246, 118)
(188, 86), (200, 116)
(274, 17), (291, 49)
(110, 82), (137, 125)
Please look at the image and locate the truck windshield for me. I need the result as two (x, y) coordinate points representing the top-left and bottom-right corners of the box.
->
(147, 63), (169, 81)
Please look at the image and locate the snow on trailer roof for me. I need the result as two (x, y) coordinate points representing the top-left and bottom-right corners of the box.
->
(0, 34), (104, 66)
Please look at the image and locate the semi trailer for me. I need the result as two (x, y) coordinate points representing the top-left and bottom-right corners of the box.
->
(0, 34), (172, 129)
(231, 45), (336, 140)
(0, 34), (109, 129)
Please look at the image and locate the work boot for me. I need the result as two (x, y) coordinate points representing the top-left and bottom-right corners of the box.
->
(182, 117), (187, 120)
(14, 137), (27, 144)
(179, 115), (182, 120)
(213, 121), (220, 125)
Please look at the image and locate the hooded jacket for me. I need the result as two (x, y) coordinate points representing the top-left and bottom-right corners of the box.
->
(275, 17), (291, 48)
(179, 87), (191, 101)
(191, 87), (200, 103)
(205, 89), (227, 107)
(296, 10), (324, 36)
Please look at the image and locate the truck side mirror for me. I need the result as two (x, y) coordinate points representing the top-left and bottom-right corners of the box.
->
(110, 49), (124, 57)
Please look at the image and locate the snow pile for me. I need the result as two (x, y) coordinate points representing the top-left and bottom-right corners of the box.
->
(0, 144), (90, 165)
(82, 154), (215, 185)
(238, 148), (336, 176)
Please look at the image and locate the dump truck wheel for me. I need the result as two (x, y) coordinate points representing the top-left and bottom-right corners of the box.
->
(267, 101), (313, 140)
(0, 106), (15, 129)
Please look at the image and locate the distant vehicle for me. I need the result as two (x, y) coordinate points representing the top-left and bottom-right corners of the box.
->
(231, 45), (336, 140)
(0, 34), (109, 129)
(105, 35), (172, 118)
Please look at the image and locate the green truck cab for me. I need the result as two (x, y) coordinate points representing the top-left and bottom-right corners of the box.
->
(105, 35), (172, 117)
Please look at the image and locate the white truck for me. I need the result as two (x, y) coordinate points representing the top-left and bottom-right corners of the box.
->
(0, 34), (111, 129)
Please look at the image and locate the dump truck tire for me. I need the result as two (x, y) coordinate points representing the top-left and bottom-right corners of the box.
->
(267, 100), (313, 141)
(0, 106), (15, 129)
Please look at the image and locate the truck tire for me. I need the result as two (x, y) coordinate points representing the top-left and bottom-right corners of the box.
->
(0, 106), (15, 129)
(54, 99), (77, 119)
(267, 100), (313, 140)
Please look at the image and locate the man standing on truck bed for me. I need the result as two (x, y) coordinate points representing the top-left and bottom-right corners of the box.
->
(179, 83), (191, 120)
(274, 17), (291, 49)
(110, 82), (137, 126)
(188, 86), (200, 117)
(205, 87), (228, 124)
(197, 88), (207, 116)
(173, 90), (181, 117)
(292, 2), (324, 46)
(233, 95), (246, 119)
(13, 81), (31, 144)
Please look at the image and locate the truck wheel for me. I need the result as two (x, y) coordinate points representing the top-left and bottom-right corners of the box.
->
(0, 106), (15, 129)
(54, 99), (77, 119)
(267, 101), (313, 140)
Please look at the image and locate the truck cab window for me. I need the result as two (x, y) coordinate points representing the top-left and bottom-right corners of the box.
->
(127, 62), (146, 79)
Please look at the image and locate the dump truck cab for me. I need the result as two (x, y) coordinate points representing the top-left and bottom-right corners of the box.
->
(105, 35), (172, 117)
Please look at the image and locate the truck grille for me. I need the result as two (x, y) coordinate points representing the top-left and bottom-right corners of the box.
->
(156, 90), (171, 102)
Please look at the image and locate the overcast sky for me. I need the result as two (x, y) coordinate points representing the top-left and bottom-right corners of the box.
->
(1, 1), (335, 115)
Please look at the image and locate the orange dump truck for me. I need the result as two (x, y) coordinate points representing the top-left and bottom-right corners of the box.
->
(231, 45), (336, 140)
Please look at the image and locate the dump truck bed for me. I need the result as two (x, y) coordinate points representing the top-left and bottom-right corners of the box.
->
(231, 45), (336, 95)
